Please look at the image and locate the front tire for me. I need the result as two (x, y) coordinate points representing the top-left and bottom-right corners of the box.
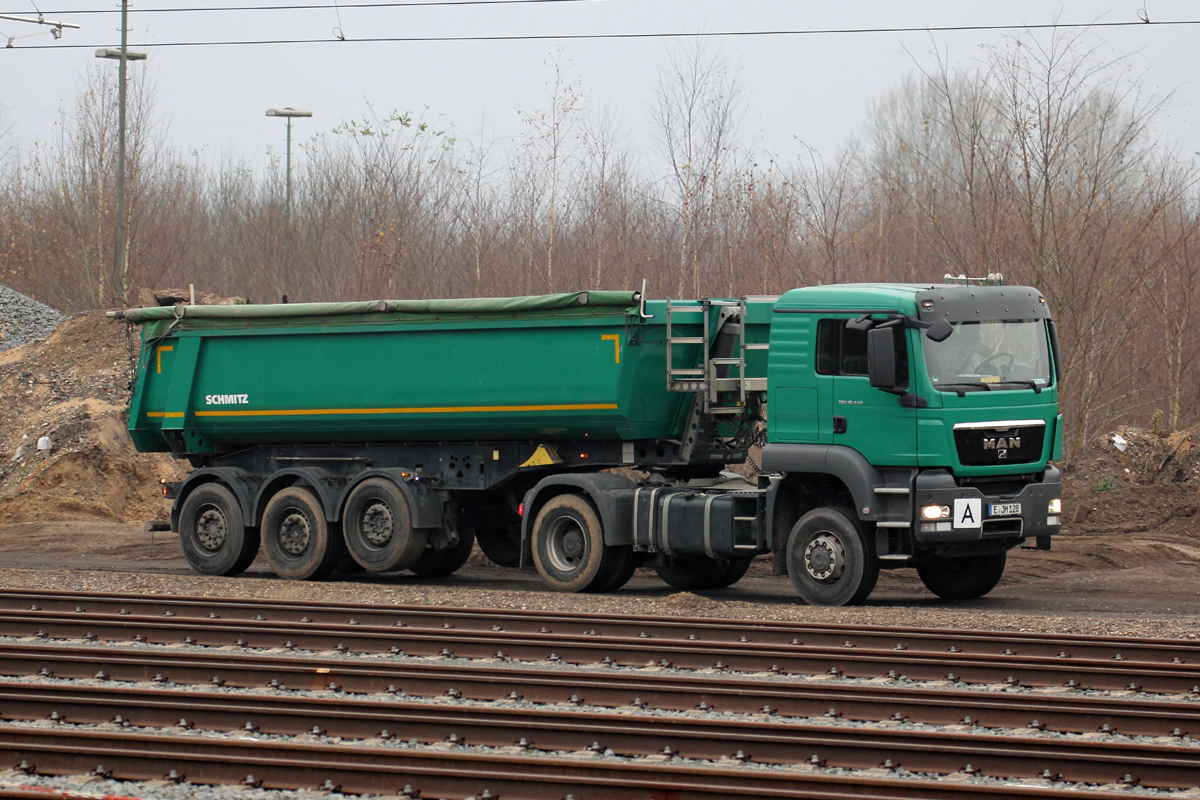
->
(178, 483), (258, 577)
(531, 494), (623, 593)
(786, 507), (878, 606)
(261, 487), (340, 580)
(917, 552), (1007, 600)
(343, 478), (428, 572)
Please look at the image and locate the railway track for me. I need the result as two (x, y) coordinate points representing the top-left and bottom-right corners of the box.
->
(2, 589), (1198, 692)
(1, 589), (1198, 798)
(1, 642), (1197, 738)
(3, 588), (1193, 662)
(1, 681), (1198, 788)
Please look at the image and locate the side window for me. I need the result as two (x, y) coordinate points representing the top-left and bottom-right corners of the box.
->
(841, 327), (868, 375)
(815, 317), (910, 389)
(892, 326), (910, 389)
(816, 319), (837, 375)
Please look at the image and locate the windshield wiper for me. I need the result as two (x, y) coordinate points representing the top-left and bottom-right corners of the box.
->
(996, 379), (1043, 394)
(935, 382), (992, 397)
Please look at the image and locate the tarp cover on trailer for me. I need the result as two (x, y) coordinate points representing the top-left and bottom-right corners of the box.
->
(118, 291), (640, 323)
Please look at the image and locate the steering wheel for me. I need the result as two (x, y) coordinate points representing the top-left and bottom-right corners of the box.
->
(976, 352), (1015, 375)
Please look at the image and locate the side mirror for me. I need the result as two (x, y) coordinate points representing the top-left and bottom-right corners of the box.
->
(926, 318), (953, 343)
(867, 327), (897, 389)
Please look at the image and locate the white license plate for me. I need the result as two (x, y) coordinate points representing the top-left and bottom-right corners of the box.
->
(989, 503), (1021, 517)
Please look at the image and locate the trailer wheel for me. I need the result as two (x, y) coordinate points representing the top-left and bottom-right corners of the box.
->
(531, 494), (622, 593)
(178, 483), (258, 576)
(261, 487), (341, 580)
(916, 552), (1006, 601)
(786, 507), (879, 606)
(409, 528), (476, 577)
(343, 478), (428, 572)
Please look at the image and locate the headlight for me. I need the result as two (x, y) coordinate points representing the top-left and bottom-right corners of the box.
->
(1048, 498), (1062, 514)
(921, 504), (951, 520)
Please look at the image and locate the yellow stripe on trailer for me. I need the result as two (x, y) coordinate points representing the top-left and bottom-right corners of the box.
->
(156, 403), (621, 418)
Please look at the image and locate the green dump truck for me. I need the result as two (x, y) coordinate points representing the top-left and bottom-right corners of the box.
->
(112, 280), (1063, 605)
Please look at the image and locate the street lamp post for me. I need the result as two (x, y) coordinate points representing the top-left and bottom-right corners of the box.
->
(95, 0), (146, 304)
(266, 108), (312, 214)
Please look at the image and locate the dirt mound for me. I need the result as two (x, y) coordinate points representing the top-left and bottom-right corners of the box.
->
(1064, 427), (1200, 489)
(0, 312), (185, 524)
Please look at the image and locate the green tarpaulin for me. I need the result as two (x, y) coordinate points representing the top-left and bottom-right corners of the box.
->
(117, 291), (640, 323)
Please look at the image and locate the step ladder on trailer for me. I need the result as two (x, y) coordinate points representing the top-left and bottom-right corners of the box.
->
(665, 298), (770, 415)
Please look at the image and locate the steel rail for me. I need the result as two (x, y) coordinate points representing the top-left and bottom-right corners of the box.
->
(2, 643), (1197, 739)
(0, 725), (1149, 799)
(3, 608), (1199, 693)
(3, 588), (1196, 663)
(4, 681), (1199, 788)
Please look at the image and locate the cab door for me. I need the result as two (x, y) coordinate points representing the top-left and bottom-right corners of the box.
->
(823, 318), (919, 465)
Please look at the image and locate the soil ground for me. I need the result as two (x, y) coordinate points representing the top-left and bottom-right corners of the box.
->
(0, 308), (1198, 636)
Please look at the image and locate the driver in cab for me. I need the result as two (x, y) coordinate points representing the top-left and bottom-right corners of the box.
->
(936, 324), (991, 377)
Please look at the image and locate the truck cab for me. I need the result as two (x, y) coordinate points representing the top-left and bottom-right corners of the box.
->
(762, 282), (1063, 604)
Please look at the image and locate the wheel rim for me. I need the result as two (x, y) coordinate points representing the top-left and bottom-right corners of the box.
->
(278, 510), (311, 555)
(194, 504), (227, 552)
(804, 532), (846, 584)
(361, 502), (394, 547)
(545, 516), (586, 574)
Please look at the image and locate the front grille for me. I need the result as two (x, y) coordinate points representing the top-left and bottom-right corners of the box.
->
(954, 423), (1045, 466)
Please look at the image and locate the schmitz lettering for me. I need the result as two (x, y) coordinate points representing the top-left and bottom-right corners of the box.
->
(205, 394), (250, 405)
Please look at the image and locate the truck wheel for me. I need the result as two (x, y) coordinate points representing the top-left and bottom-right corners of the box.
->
(261, 487), (340, 580)
(178, 483), (258, 576)
(591, 549), (637, 593)
(786, 507), (879, 606)
(343, 478), (428, 572)
(333, 549), (365, 575)
(655, 556), (727, 591)
(475, 525), (522, 568)
(409, 528), (476, 577)
(712, 556), (754, 588)
(917, 552), (1007, 601)
(531, 494), (623, 593)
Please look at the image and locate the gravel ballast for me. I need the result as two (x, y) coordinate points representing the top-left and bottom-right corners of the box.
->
(0, 285), (63, 352)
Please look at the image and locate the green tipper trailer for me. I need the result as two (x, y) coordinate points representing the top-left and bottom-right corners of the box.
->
(113, 281), (1063, 605)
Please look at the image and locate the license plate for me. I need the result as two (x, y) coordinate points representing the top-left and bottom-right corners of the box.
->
(989, 503), (1021, 517)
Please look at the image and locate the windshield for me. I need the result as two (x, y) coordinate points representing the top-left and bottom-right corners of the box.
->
(922, 319), (1051, 390)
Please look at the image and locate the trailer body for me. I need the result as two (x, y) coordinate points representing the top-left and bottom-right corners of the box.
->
(118, 282), (1062, 604)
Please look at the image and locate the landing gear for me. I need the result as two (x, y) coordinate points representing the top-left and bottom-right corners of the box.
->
(178, 483), (259, 576)
(409, 528), (476, 577)
(786, 507), (878, 606)
(917, 552), (1007, 600)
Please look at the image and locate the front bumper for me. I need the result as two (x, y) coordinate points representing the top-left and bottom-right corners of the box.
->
(911, 465), (1062, 544)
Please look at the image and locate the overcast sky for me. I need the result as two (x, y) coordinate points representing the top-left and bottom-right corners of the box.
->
(2, 1), (1198, 172)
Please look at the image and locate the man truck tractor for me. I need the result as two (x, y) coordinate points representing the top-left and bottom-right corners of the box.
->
(111, 279), (1063, 606)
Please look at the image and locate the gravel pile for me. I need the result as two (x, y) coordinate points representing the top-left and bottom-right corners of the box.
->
(0, 285), (63, 352)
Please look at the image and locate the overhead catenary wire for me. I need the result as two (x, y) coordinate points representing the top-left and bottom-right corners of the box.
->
(8, 17), (1200, 50)
(4, 0), (603, 13)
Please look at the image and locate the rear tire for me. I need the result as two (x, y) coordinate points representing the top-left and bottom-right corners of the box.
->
(712, 556), (754, 589)
(261, 487), (340, 580)
(343, 478), (428, 572)
(531, 494), (622, 593)
(655, 556), (728, 591)
(409, 528), (476, 577)
(656, 555), (754, 591)
(786, 507), (878, 606)
(178, 483), (258, 577)
(916, 552), (1007, 600)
